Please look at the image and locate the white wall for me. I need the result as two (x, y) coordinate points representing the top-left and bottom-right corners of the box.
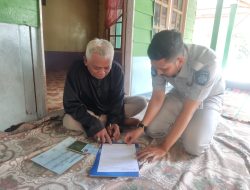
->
(0, 23), (38, 131)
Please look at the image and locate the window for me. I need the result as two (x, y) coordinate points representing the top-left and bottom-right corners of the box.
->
(109, 15), (123, 49)
(106, 0), (124, 50)
(153, 0), (187, 34)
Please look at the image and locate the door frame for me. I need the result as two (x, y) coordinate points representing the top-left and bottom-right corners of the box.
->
(33, 0), (47, 118)
(35, 0), (135, 115)
(123, 0), (135, 95)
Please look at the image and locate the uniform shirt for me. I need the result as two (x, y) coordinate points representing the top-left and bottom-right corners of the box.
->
(63, 60), (124, 137)
(152, 44), (225, 102)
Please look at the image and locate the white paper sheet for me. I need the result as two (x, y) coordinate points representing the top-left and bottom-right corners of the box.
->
(97, 144), (139, 173)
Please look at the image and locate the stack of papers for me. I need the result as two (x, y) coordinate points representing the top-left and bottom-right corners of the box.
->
(90, 143), (139, 177)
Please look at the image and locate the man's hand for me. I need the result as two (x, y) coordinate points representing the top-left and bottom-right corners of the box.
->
(124, 128), (144, 144)
(107, 124), (120, 141)
(94, 128), (112, 144)
(137, 145), (167, 162)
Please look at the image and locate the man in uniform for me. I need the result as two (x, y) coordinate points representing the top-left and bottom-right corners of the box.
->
(125, 30), (225, 161)
(63, 38), (147, 144)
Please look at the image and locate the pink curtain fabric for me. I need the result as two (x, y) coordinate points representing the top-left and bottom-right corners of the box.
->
(105, 0), (124, 28)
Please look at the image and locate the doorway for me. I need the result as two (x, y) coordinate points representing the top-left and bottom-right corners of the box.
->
(41, 0), (129, 112)
(193, 0), (250, 88)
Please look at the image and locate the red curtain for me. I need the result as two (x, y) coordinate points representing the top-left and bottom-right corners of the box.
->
(105, 0), (124, 29)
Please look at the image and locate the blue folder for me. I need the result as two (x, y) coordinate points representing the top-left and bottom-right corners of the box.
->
(89, 143), (139, 177)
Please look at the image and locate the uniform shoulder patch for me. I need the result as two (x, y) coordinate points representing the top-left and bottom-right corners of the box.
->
(194, 70), (210, 85)
(151, 67), (157, 77)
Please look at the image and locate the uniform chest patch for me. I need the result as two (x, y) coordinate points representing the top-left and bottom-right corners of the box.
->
(194, 70), (210, 85)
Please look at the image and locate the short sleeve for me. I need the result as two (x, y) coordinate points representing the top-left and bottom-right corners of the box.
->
(151, 66), (167, 91)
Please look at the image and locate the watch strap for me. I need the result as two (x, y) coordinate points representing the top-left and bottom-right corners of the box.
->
(137, 122), (147, 129)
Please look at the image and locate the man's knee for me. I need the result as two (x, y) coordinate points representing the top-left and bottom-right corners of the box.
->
(182, 109), (219, 156)
(145, 127), (166, 139)
(63, 114), (84, 132)
(137, 96), (148, 110)
(182, 136), (211, 156)
(124, 96), (147, 117)
(129, 96), (147, 111)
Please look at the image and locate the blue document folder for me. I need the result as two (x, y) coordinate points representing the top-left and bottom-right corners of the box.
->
(89, 143), (139, 177)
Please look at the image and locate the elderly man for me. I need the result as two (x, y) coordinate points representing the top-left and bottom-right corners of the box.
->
(63, 38), (147, 144)
(125, 30), (225, 161)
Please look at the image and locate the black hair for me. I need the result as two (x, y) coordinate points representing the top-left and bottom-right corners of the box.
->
(147, 29), (184, 60)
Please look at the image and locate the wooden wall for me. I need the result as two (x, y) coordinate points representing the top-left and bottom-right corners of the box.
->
(184, 0), (197, 43)
(132, 0), (197, 57)
(0, 0), (39, 27)
(131, 0), (197, 95)
(133, 0), (154, 56)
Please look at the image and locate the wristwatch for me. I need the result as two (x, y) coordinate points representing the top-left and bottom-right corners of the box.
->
(137, 122), (147, 130)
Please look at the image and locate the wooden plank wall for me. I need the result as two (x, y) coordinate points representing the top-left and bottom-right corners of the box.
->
(133, 0), (154, 56)
(0, 0), (39, 27)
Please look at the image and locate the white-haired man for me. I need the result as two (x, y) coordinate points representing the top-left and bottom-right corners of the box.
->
(63, 38), (147, 144)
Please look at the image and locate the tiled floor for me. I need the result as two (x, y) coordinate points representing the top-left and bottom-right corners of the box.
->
(46, 70), (67, 112)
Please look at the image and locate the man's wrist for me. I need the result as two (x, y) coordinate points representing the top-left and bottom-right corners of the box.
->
(137, 122), (148, 130)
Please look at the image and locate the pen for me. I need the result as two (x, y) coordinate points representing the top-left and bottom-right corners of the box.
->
(109, 123), (112, 136)
(109, 124), (114, 140)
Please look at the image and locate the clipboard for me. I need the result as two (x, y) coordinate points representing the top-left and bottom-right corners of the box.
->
(89, 143), (139, 177)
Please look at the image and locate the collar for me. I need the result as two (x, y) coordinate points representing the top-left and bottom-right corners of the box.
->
(175, 45), (189, 78)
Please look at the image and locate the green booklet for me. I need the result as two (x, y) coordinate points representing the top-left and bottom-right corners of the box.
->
(67, 140), (87, 154)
